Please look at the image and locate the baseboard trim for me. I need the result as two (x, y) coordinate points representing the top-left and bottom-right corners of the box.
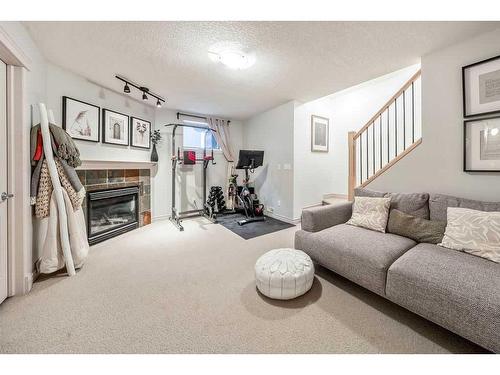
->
(152, 214), (170, 222)
(323, 193), (348, 200)
(265, 211), (299, 225)
(24, 272), (34, 294)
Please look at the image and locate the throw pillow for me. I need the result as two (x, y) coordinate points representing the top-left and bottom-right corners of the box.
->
(439, 207), (500, 263)
(387, 209), (446, 244)
(347, 196), (391, 233)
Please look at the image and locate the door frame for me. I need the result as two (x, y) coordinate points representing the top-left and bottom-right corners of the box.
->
(0, 25), (32, 296)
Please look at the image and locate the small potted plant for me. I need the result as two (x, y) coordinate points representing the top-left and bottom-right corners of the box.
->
(150, 129), (162, 162)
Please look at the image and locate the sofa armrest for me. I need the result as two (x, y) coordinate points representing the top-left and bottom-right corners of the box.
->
(301, 202), (353, 232)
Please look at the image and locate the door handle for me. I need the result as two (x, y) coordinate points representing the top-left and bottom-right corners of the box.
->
(1, 192), (14, 202)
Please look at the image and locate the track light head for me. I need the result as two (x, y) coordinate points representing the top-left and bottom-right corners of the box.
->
(156, 99), (162, 108)
(123, 83), (130, 93)
(140, 86), (149, 101)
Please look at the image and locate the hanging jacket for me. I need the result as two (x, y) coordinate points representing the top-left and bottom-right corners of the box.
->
(35, 159), (85, 219)
(30, 123), (82, 167)
(30, 124), (85, 206)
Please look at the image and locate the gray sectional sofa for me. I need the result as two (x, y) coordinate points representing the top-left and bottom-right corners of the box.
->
(294, 190), (500, 353)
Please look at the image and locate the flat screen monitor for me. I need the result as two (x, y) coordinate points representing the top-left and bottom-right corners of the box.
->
(236, 150), (264, 169)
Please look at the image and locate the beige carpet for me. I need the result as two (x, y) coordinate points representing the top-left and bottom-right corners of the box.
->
(0, 218), (486, 353)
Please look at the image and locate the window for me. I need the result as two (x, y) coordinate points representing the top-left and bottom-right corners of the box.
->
(183, 126), (220, 150)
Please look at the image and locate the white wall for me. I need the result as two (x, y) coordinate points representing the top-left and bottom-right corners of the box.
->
(293, 64), (421, 219)
(243, 101), (295, 221)
(153, 109), (243, 220)
(46, 63), (155, 162)
(44, 63), (244, 222)
(368, 27), (500, 201)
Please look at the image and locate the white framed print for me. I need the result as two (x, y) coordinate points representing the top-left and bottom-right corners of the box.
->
(130, 117), (151, 149)
(102, 109), (129, 146)
(62, 96), (100, 142)
(464, 116), (500, 172)
(463, 55), (500, 118)
(311, 115), (329, 152)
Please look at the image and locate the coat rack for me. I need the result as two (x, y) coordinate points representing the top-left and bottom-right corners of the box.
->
(36, 103), (76, 276)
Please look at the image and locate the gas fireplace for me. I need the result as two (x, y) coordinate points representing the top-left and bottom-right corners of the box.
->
(87, 186), (139, 245)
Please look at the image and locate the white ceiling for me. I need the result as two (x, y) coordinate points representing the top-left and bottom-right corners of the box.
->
(24, 21), (500, 120)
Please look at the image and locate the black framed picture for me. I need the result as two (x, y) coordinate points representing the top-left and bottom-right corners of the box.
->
(464, 115), (500, 172)
(130, 117), (151, 149)
(102, 109), (130, 146)
(62, 96), (100, 142)
(463, 54), (500, 118)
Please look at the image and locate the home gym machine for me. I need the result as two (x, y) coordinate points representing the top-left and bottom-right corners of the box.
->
(164, 122), (217, 231)
(235, 150), (265, 226)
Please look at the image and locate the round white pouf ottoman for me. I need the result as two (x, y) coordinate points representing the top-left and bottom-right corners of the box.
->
(255, 248), (314, 300)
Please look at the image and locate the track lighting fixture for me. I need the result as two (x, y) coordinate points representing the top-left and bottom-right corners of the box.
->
(115, 75), (165, 108)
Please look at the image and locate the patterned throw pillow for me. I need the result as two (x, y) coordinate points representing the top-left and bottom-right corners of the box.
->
(347, 196), (391, 233)
(439, 207), (500, 263)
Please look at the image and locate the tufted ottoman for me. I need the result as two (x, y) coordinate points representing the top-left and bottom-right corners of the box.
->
(255, 248), (315, 300)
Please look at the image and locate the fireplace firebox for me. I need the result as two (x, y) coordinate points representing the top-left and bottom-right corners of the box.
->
(87, 186), (139, 245)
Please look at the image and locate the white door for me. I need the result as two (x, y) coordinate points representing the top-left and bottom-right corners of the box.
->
(0, 59), (8, 304)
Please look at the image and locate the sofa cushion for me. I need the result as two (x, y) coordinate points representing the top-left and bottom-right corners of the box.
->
(429, 193), (500, 222)
(294, 224), (416, 296)
(354, 187), (386, 197)
(386, 243), (500, 353)
(385, 192), (430, 219)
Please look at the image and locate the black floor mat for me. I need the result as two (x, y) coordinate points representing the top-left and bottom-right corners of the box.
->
(216, 213), (295, 240)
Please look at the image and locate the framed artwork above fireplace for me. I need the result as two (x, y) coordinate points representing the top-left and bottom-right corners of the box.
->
(130, 117), (151, 149)
(102, 108), (130, 146)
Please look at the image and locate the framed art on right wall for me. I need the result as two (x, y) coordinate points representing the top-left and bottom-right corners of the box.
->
(463, 54), (500, 118)
(464, 115), (500, 172)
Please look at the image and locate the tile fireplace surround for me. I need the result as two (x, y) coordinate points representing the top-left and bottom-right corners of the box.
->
(76, 168), (152, 227)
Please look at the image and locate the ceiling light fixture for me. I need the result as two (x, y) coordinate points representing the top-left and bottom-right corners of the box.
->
(140, 87), (149, 101)
(115, 75), (165, 108)
(491, 128), (499, 136)
(208, 44), (255, 70)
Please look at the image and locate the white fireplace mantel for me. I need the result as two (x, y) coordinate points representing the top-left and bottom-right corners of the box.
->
(77, 159), (158, 170)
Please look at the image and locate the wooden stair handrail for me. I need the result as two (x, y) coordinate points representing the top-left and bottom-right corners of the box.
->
(353, 69), (421, 140)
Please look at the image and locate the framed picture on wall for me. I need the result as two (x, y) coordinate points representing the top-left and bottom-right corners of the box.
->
(62, 96), (100, 142)
(102, 109), (129, 146)
(463, 54), (500, 118)
(311, 115), (329, 152)
(464, 115), (500, 172)
(130, 117), (151, 149)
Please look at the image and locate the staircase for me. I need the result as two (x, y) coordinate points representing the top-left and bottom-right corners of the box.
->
(348, 70), (422, 200)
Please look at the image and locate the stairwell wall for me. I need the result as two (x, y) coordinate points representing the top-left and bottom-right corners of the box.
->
(293, 64), (421, 219)
(367, 27), (500, 200)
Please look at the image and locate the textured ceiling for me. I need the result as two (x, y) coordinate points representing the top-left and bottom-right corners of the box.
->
(24, 21), (500, 120)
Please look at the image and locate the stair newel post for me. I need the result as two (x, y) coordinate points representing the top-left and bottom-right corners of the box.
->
(348, 131), (357, 201)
